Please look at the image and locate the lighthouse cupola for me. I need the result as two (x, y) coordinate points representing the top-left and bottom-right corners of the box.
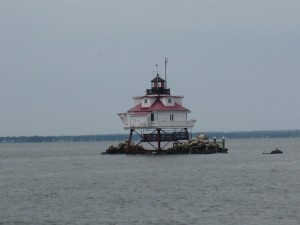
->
(147, 74), (170, 95)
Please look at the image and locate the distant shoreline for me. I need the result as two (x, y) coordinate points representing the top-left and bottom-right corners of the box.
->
(1, 130), (300, 143)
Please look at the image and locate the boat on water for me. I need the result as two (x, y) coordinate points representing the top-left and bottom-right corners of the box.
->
(263, 147), (283, 154)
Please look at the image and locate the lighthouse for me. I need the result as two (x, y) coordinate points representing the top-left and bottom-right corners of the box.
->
(118, 59), (196, 153)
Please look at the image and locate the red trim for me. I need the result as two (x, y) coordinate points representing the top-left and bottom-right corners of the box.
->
(128, 99), (190, 113)
(133, 95), (184, 99)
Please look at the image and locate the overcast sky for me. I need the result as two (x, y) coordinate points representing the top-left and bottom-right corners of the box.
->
(1, 0), (300, 136)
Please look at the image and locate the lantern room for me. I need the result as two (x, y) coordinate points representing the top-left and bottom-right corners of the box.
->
(147, 74), (170, 95)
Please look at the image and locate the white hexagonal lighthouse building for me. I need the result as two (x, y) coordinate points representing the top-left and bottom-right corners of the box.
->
(118, 59), (196, 153)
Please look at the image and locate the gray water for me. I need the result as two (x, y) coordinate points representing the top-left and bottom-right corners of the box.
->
(0, 138), (299, 225)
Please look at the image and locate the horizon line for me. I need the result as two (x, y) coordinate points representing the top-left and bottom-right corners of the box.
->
(1, 129), (300, 137)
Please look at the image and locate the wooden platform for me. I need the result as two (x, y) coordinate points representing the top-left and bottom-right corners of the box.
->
(142, 131), (189, 142)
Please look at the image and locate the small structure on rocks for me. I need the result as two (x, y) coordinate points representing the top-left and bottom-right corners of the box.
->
(102, 133), (228, 154)
(103, 59), (228, 155)
(263, 147), (283, 154)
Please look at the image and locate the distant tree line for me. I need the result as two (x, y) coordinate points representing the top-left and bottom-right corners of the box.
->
(198, 130), (300, 139)
(1, 130), (300, 143)
(0, 134), (131, 143)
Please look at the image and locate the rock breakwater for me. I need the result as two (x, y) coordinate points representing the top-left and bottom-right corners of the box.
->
(102, 133), (228, 154)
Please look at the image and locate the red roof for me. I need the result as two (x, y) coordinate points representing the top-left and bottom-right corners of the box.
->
(133, 95), (183, 99)
(128, 99), (190, 113)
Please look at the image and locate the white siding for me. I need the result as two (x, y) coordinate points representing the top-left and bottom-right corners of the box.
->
(141, 98), (150, 107)
(128, 115), (148, 127)
(141, 97), (157, 108)
(157, 111), (187, 122)
(161, 97), (175, 106)
(157, 112), (169, 121)
(123, 112), (195, 129)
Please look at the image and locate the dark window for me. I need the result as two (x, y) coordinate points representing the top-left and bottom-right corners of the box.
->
(170, 114), (174, 121)
(151, 113), (155, 121)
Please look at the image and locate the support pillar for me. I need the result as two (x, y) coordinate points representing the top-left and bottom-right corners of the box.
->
(157, 128), (161, 153)
(127, 129), (134, 153)
(184, 128), (189, 140)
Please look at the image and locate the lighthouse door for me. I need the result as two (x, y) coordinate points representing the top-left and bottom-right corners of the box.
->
(151, 113), (155, 121)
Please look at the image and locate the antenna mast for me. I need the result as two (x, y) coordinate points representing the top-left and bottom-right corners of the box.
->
(156, 64), (159, 90)
(164, 57), (168, 88)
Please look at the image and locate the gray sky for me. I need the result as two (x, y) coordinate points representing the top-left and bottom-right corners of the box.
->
(1, 0), (300, 136)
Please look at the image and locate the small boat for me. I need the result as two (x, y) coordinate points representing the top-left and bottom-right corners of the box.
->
(263, 147), (283, 154)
